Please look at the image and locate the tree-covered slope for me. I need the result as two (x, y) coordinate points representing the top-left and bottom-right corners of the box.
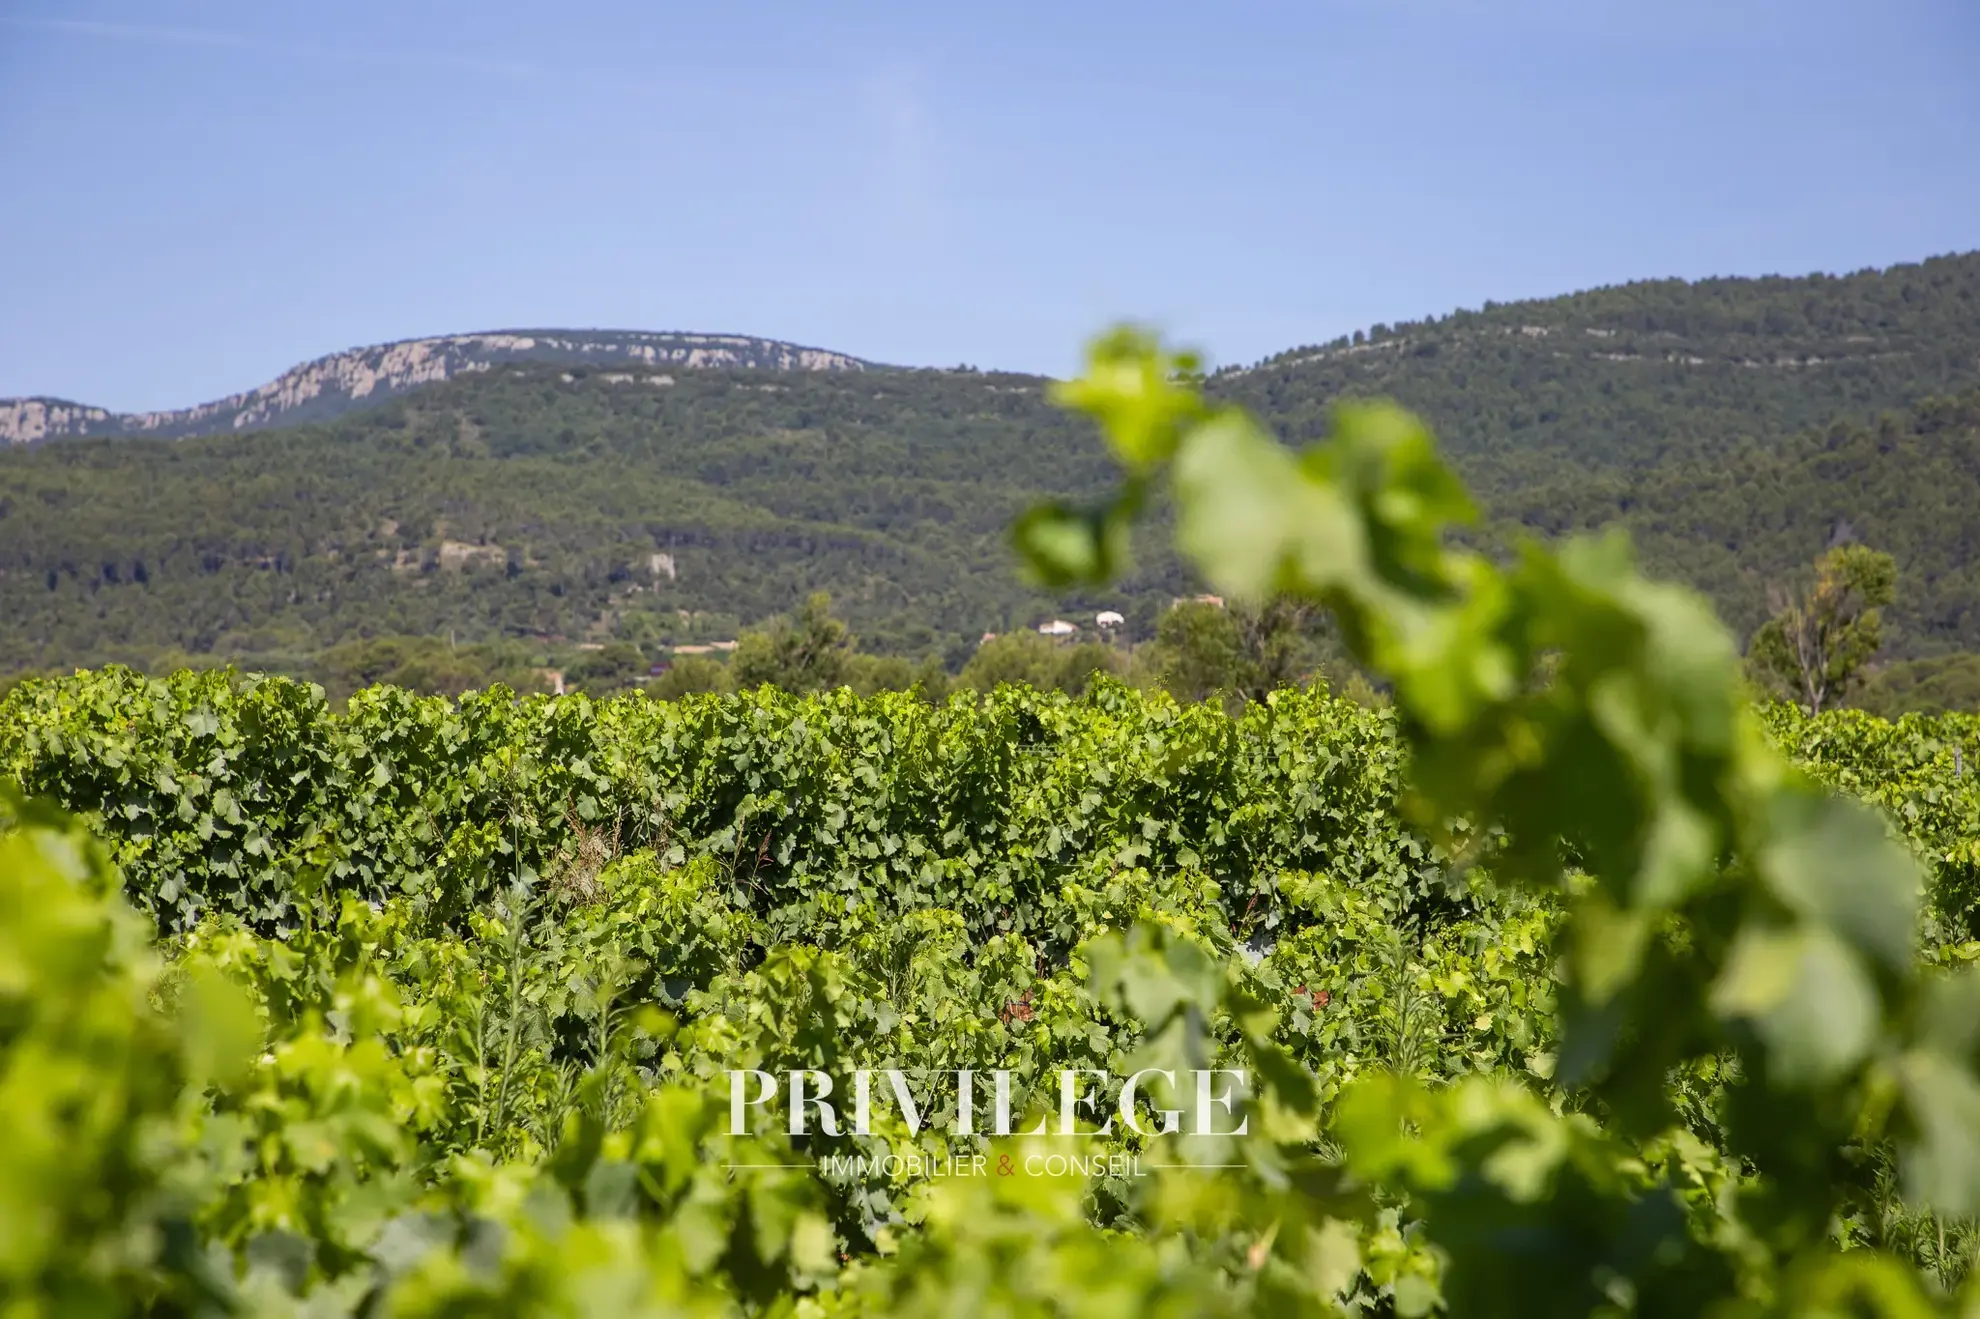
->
(0, 364), (1181, 672)
(1491, 387), (1980, 655)
(3, 252), (1979, 679)
(1214, 250), (1980, 497)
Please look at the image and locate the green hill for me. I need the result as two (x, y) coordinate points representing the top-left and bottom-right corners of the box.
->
(3, 252), (1979, 689)
(1488, 386), (1980, 655)
(0, 364), (1178, 673)
(1214, 250), (1980, 497)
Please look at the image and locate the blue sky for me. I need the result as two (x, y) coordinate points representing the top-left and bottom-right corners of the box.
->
(1, 0), (1975, 411)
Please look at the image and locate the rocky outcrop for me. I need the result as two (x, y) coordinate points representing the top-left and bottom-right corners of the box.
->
(2, 330), (872, 445)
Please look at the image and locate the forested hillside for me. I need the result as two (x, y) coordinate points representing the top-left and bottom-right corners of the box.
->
(1488, 387), (1980, 652)
(1217, 250), (1980, 496)
(0, 365), (1177, 673)
(2, 252), (1978, 686)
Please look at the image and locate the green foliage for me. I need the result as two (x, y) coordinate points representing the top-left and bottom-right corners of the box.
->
(1756, 705), (1980, 946)
(646, 653), (734, 701)
(0, 364), (1167, 674)
(0, 790), (250, 1316)
(565, 641), (650, 696)
(1222, 252), (1980, 497)
(1022, 325), (1980, 1312)
(2, 798), (846, 1315)
(957, 630), (1124, 695)
(3, 681), (1977, 1314)
(1863, 655), (1980, 718)
(9, 296), (1980, 1314)
(1149, 600), (1245, 704)
(0, 667), (1435, 938)
(1484, 388), (1980, 660)
(1749, 543), (1899, 713)
(1149, 597), (1323, 707)
(730, 592), (855, 693)
(843, 651), (952, 701)
(8, 255), (1980, 687)
(315, 635), (552, 703)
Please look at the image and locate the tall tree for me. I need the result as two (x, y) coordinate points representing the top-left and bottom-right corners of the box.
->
(958, 631), (1119, 695)
(730, 592), (854, 692)
(1748, 543), (1897, 714)
(1148, 601), (1243, 704)
(1150, 596), (1317, 705)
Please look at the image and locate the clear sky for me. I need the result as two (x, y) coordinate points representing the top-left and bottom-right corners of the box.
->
(2, 0), (1976, 411)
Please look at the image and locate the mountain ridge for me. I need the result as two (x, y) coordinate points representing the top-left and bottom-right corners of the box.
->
(8, 251), (1974, 451)
(5, 252), (1980, 692)
(1229, 252), (1980, 373)
(0, 329), (875, 445)
(1212, 250), (1980, 496)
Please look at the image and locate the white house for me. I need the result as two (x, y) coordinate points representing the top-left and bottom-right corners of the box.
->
(1037, 619), (1078, 637)
(1095, 610), (1125, 629)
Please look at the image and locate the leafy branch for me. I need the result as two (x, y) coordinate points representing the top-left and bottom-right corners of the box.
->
(1020, 325), (1980, 1313)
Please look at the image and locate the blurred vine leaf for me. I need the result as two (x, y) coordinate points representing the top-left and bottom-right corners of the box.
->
(1022, 325), (1980, 1313)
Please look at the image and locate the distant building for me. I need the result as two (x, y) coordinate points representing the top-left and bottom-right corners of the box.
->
(1095, 610), (1125, 629)
(980, 631), (998, 646)
(1037, 619), (1078, 637)
(1170, 594), (1225, 610)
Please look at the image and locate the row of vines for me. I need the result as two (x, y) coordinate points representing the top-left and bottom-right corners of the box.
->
(5, 670), (1978, 1315)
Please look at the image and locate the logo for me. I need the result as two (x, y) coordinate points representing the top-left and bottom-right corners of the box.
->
(725, 1067), (1250, 1139)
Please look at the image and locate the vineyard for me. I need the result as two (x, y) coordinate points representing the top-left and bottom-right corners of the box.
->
(8, 337), (1980, 1316)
